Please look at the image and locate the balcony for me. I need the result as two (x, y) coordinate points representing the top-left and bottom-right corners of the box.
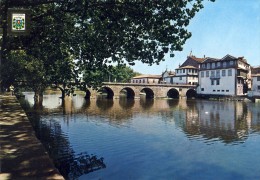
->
(210, 75), (220, 79)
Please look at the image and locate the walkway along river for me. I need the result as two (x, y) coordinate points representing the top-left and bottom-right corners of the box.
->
(0, 94), (64, 180)
(19, 92), (260, 180)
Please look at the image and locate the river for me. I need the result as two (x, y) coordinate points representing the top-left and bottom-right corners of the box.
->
(19, 92), (260, 180)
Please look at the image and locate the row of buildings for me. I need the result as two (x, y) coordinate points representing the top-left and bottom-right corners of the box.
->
(131, 54), (260, 99)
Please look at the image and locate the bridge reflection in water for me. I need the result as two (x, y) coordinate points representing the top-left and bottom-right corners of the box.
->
(23, 92), (260, 144)
(20, 92), (260, 179)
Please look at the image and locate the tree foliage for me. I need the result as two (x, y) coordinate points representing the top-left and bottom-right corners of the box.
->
(106, 65), (141, 83)
(0, 0), (215, 94)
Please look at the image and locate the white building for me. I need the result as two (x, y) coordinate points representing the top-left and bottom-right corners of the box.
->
(250, 66), (260, 97)
(197, 55), (250, 97)
(163, 55), (205, 85)
(131, 75), (162, 84)
(173, 66), (199, 85)
(162, 70), (175, 84)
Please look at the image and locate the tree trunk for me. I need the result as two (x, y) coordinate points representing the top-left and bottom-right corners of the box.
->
(58, 87), (66, 99)
(56, 83), (67, 99)
(34, 89), (43, 107)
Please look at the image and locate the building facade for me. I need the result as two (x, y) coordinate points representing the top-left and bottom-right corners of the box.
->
(197, 55), (250, 97)
(250, 66), (260, 97)
(173, 66), (199, 85)
(163, 55), (205, 85)
(131, 75), (162, 84)
(162, 70), (175, 84)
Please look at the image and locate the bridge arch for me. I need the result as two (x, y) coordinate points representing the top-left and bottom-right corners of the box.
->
(141, 88), (154, 99)
(186, 89), (197, 99)
(101, 87), (114, 99)
(120, 87), (135, 99)
(167, 88), (179, 99)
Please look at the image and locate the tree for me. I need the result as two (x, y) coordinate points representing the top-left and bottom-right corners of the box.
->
(2, 50), (48, 103)
(0, 0), (215, 95)
(105, 64), (141, 83)
(1, 0), (79, 99)
(72, 0), (215, 67)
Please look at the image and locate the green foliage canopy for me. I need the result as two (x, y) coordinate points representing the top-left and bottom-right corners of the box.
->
(0, 0), (215, 91)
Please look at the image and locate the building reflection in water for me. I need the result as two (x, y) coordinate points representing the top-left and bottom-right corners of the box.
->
(184, 100), (251, 143)
(23, 92), (260, 145)
(20, 92), (260, 179)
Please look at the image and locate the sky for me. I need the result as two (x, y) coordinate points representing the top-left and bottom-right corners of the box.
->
(132, 0), (260, 75)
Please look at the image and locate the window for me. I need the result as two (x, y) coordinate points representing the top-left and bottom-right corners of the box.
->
(230, 61), (234, 65)
(201, 72), (204, 77)
(222, 90), (224, 92)
(216, 79), (220, 85)
(206, 71), (209, 77)
(202, 64), (205, 68)
(228, 69), (232, 76)
(257, 77), (260, 81)
(216, 70), (220, 78)
(210, 71), (215, 78)
(143, 79), (145, 83)
(226, 90), (229, 92)
(217, 62), (221, 67)
(180, 77), (182, 80)
(222, 70), (226, 76)
(213, 90), (216, 92)
(207, 63), (210, 69)
(189, 69), (191, 73)
(223, 62), (227, 67)
(183, 69), (185, 73)
(212, 63), (215, 68)
(258, 86), (260, 90)
(139, 80), (141, 83)
(211, 80), (214, 85)
(201, 88), (204, 91)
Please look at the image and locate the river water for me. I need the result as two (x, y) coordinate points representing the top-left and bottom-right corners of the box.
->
(19, 92), (260, 180)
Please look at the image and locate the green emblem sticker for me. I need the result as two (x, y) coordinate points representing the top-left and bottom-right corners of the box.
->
(12, 14), (26, 31)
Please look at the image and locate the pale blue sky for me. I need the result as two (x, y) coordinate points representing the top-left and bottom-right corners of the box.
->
(132, 0), (260, 74)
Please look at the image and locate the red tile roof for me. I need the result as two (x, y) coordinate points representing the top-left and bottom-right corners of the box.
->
(189, 55), (206, 63)
(132, 75), (162, 79)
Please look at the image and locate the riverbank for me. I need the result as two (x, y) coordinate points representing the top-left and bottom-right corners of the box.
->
(0, 94), (64, 180)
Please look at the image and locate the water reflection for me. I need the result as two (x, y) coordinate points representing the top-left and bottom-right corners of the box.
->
(22, 92), (260, 145)
(184, 100), (250, 144)
(140, 97), (154, 110)
(119, 98), (135, 109)
(20, 92), (260, 179)
(96, 98), (114, 110)
(20, 96), (106, 179)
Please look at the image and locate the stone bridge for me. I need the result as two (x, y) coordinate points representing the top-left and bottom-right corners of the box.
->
(87, 82), (197, 99)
